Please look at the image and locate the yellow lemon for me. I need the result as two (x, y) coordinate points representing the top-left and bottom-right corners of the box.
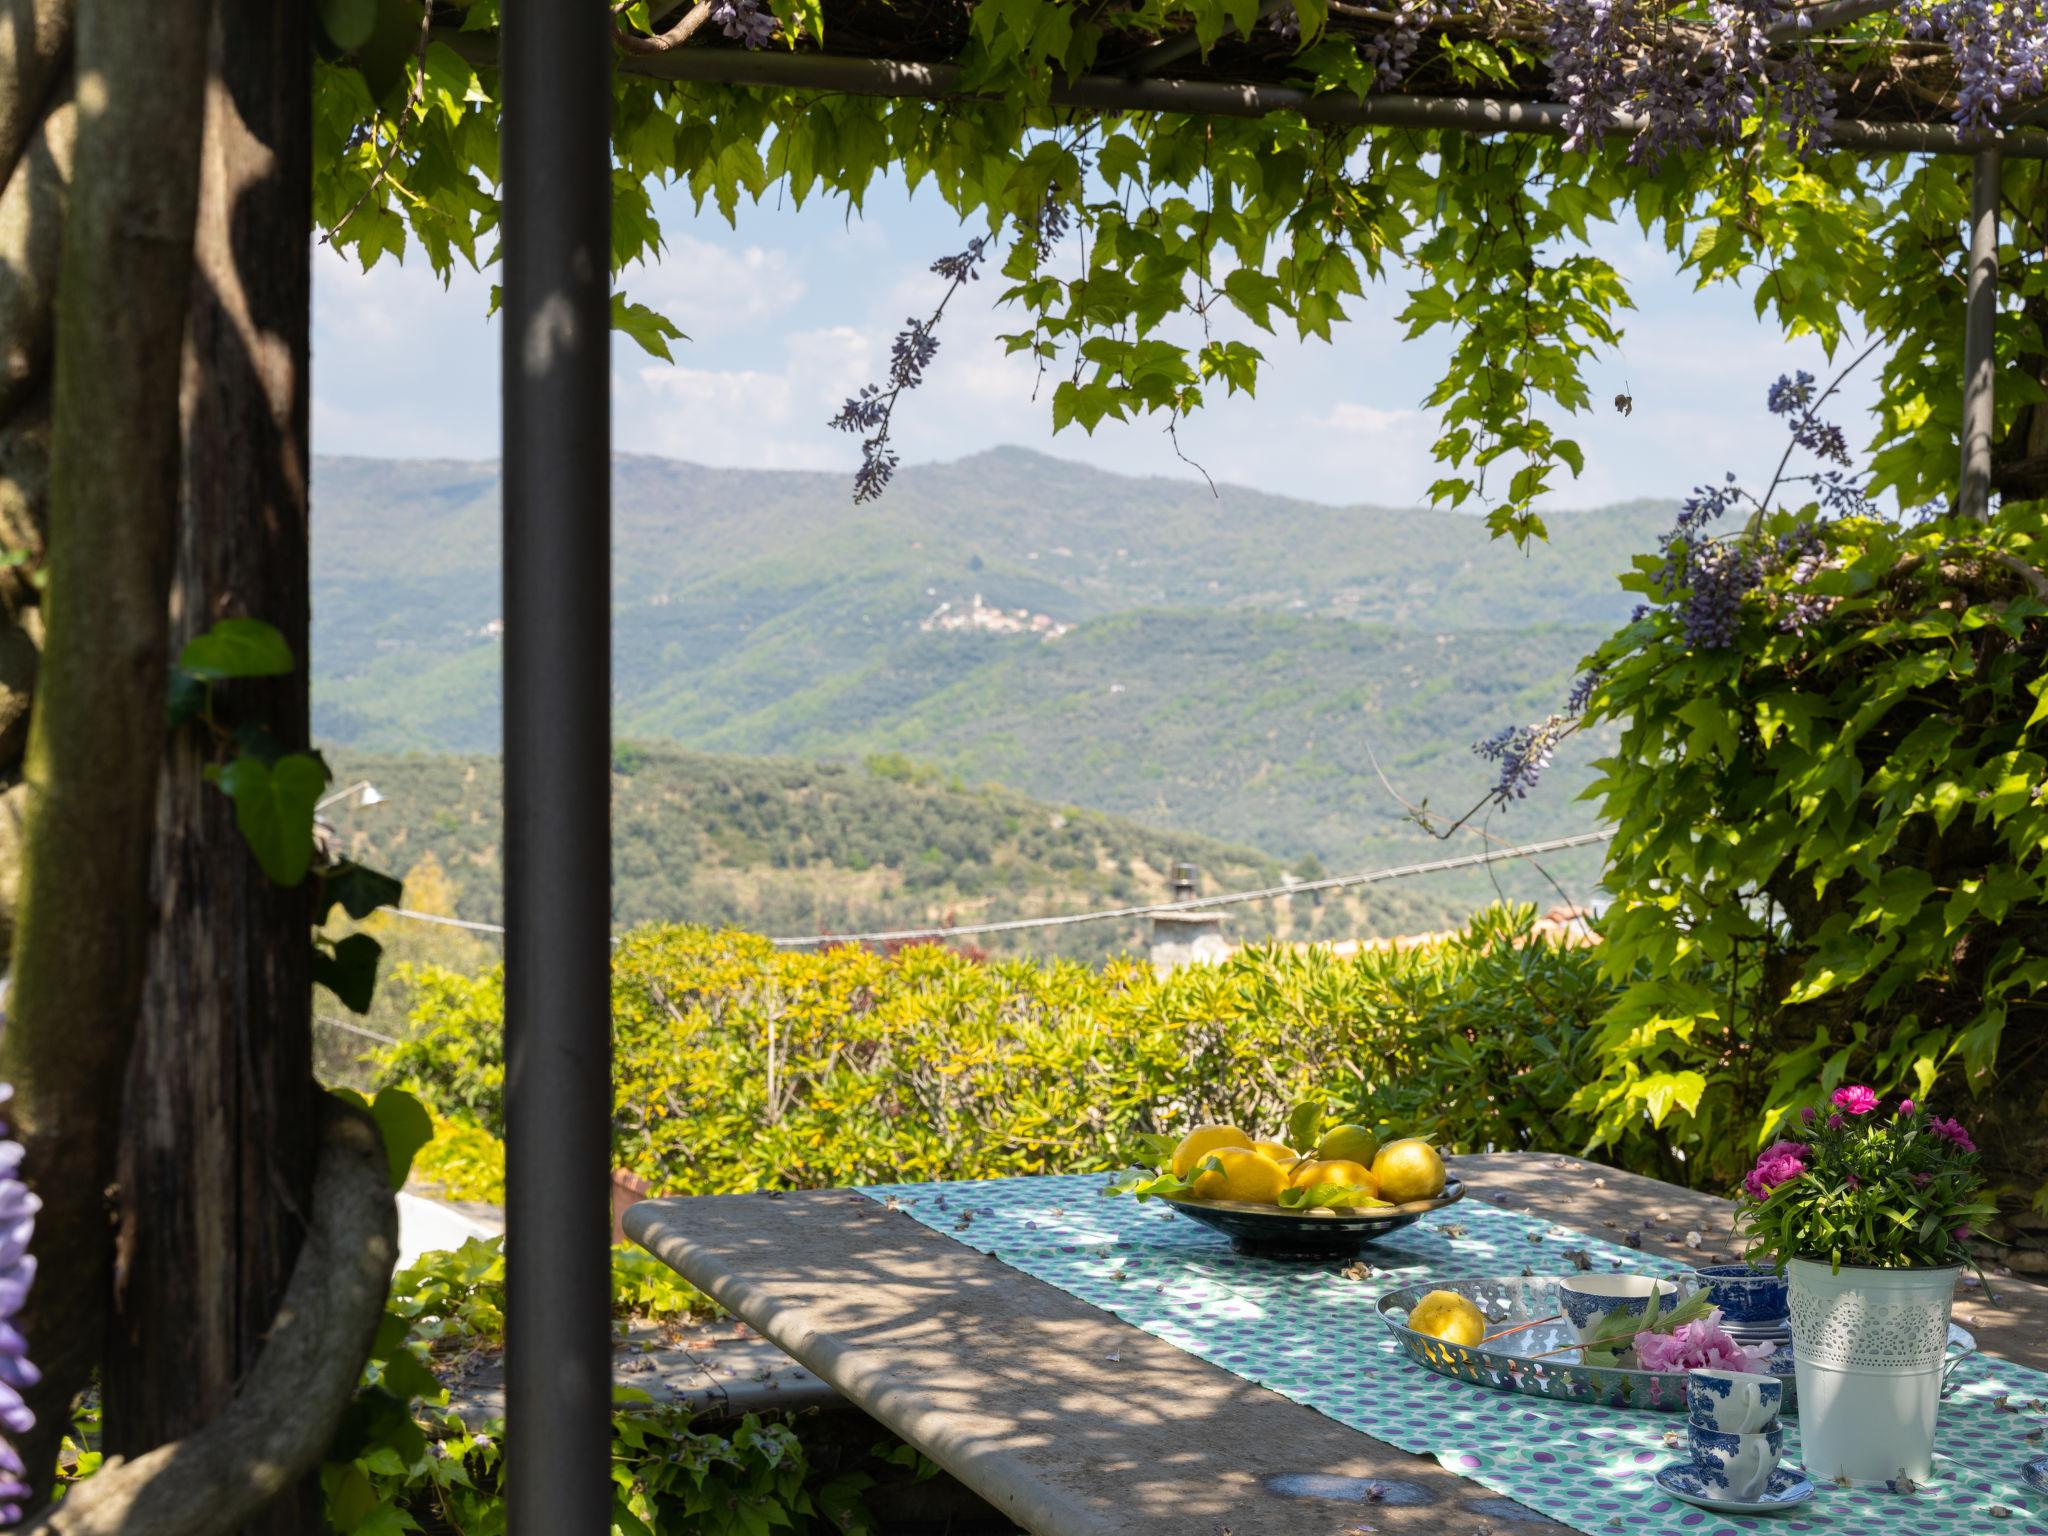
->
(1189, 1145), (1289, 1204)
(1316, 1123), (1380, 1167)
(1170, 1123), (1253, 1177)
(1407, 1289), (1486, 1347)
(1252, 1139), (1301, 1166)
(1287, 1158), (1377, 1194)
(1372, 1138), (1448, 1203)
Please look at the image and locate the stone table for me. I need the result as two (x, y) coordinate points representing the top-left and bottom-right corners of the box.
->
(624, 1153), (2048, 1536)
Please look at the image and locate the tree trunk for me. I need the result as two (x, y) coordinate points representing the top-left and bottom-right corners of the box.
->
(0, 0), (213, 1500)
(105, 6), (317, 1533)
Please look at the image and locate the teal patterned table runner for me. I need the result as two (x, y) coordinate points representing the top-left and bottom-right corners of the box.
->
(857, 1173), (2048, 1536)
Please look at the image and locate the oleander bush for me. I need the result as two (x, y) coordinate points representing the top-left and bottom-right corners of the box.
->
(373, 903), (1657, 1190)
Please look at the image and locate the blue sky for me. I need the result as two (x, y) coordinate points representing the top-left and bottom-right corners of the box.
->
(312, 171), (1884, 509)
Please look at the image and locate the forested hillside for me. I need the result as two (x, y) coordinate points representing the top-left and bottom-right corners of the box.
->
(325, 746), (1507, 961)
(311, 448), (1658, 888)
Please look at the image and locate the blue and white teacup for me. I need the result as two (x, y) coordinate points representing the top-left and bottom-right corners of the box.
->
(1689, 1423), (1784, 1503)
(1692, 1262), (1789, 1326)
(1686, 1366), (1783, 1434)
(1557, 1273), (1682, 1344)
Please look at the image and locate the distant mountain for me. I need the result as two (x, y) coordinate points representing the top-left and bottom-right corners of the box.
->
(312, 448), (1667, 906)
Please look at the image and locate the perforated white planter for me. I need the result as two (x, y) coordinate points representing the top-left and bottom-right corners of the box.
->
(1787, 1257), (1961, 1485)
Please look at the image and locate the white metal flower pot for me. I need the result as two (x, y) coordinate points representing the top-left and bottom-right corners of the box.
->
(1787, 1256), (1960, 1485)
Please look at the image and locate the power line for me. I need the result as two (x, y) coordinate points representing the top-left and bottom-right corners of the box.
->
(368, 827), (1612, 949)
(765, 828), (1613, 946)
(315, 1013), (401, 1046)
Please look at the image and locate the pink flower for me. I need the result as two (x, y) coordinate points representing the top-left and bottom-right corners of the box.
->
(1954, 1225), (1972, 1243)
(1928, 1116), (1977, 1154)
(1799, 1106), (1817, 1126)
(1827, 1114), (1845, 1131)
(1743, 1141), (1808, 1200)
(1832, 1085), (1878, 1116)
(1915, 1173), (1933, 1189)
(1634, 1312), (1768, 1373)
(1845, 1174), (1860, 1190)
(1898, 1099), (1916, 1117)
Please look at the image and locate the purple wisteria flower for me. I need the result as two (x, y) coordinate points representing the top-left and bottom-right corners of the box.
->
(0, 1086), (38, 1524)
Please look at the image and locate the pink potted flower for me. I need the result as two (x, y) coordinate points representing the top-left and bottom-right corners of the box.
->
(1735, 1088), (1990, 1485)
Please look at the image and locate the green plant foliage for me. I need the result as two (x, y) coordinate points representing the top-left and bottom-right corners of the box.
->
(319, 1238), (862, 1536)
(312, 9), (2042, 537)
(373, 904), (1631, 1193)
(179, 616), (298, 682)
(209, 752), (329, 886)
(1576, 504), (2048, 1206)
(411, 1108), (508, 1203)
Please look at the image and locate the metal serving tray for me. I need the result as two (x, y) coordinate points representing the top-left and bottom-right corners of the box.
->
(1375, 1275), (1976, 1415)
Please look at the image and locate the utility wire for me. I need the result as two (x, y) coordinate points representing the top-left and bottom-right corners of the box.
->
(315, 1013), (402, 1046)
(369, 827), (1613, 948)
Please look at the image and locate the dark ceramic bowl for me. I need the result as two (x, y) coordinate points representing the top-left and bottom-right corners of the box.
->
(1161, 1179), (1465, 1258)
(1694, 1263), (1790, 1325)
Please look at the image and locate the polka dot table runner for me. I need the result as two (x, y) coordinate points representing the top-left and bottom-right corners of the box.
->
(857, 1173), (2048, 1536)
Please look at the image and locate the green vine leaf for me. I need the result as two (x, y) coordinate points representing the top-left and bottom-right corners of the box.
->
(319, 862), (405, 925)
(180, 617), (295, 682)
(316, 931), (386, 1016)
(210, 751), (327, 885)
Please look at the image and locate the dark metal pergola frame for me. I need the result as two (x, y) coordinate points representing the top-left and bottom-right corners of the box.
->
(493, 9), (2020, 1524)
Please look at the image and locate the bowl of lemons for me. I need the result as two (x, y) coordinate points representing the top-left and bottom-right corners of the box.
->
(1104, 1105), (1464, 1257)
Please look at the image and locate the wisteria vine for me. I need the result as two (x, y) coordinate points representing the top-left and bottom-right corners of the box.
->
(1474, 355), (1881, 805)
(828, 234), (993, 502)
(0, 1086), (35, 1526)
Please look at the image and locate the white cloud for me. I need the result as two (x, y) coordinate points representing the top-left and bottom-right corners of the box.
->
(620, 236), (807, 338)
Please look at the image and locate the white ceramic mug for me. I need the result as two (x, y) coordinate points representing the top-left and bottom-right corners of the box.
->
(1686, 1367), (1783, 1434)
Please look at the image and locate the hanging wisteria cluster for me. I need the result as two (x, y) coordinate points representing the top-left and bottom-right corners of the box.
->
(709, 0), (777, 49)
(828, 235), (992, 502)
(1543, 0), (2046, 160)
(1544, 0), (1837, 163)
(1908, 0), (2048, 128)
(0, 1087), (36, 1526)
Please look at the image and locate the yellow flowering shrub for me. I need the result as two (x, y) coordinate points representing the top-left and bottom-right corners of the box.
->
(376, 904), (1640, 1194)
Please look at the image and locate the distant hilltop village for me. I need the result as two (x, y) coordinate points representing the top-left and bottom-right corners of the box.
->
(921, 594), (1072, 641)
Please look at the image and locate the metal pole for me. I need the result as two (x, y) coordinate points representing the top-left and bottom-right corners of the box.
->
(1959, 145), (2000, 519)
(501, 0), (612, 1528)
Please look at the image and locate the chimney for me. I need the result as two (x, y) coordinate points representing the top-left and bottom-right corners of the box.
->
(1150, 861), (1229, 971)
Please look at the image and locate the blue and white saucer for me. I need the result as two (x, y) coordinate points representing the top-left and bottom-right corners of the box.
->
(2023, 1455), (2048, 1497)
(1655, 1462), (1816, 1515)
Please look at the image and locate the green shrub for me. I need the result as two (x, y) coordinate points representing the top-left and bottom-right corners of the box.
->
(324, 1238), (872, 1536)
(1580, 503), (2048, 1209)
(374, 904), (1639, 1193)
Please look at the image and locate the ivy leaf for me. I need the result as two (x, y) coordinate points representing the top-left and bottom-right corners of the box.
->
(319, 862), (405, 925)
(210, 751), (327, 886)
(166, 668), (208, 729)
(315, 932), (385, 1016)
(179, 617), (294, 682)
(371, 1085), (433, 1190)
